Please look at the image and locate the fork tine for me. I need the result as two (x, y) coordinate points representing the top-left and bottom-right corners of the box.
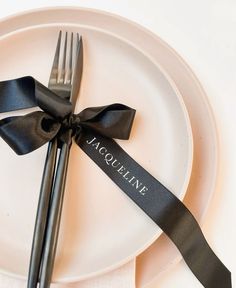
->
(70, 34), (83, 107)
(68, 32), (73, 84)
(77, 33), (80, 48)
(49, 31), (61, 84)
(61, 32), (68, 84)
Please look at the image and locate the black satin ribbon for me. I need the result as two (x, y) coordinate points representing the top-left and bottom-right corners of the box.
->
(0, 77), (231, 287)
(0, 77), (135, 154)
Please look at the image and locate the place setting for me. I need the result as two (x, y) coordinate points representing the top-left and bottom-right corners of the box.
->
(0, 7), (231, 288)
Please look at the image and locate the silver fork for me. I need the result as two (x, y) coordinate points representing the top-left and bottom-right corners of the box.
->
(27, 31), (83, 288)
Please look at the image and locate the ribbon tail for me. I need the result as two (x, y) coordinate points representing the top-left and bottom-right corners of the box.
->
(77, 130), (231, 288)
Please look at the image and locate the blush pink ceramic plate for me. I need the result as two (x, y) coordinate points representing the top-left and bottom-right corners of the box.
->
(0, 7), (198, 284)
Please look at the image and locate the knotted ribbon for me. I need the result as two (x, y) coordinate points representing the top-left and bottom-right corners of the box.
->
(0, 77), (135, 154)
(0, 77), (231, 288)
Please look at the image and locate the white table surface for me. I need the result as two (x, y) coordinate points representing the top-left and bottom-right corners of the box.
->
(0, 1), (235, 287)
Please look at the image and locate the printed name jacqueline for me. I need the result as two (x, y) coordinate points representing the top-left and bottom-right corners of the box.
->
(86, 136), (149, 196)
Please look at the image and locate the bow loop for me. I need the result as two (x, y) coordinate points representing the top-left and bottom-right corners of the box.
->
(0, 111), (61, 155)
(78, 104), (136, 140)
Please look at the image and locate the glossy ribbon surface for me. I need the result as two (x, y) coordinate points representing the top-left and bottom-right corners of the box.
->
(0, 77), (231, 287)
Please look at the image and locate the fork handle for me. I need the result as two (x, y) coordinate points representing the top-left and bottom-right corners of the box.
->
(27, 139), (58, 288)
(39, 140), (71, 288)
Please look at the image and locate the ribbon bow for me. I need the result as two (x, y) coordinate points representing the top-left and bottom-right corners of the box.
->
(0, 77), (231, 288)
(0, 77), (135, 155)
